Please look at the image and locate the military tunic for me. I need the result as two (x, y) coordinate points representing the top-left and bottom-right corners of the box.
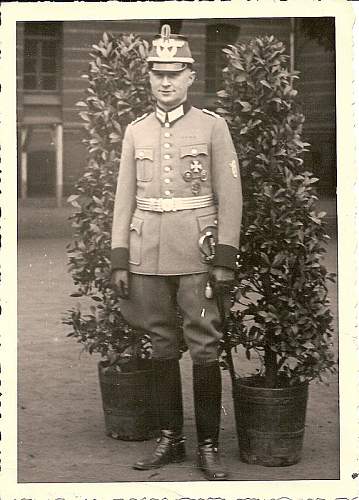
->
(111, 103), (242, 363)
(111, 104), (242, 275)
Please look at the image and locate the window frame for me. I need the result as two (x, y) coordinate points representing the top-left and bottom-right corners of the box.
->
(23, 22), (62, 93)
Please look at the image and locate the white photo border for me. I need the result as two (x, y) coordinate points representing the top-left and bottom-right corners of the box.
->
(1, 1), (357, 499)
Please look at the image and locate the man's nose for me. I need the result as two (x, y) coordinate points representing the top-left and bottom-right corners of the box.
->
(161, 75), (171, 86)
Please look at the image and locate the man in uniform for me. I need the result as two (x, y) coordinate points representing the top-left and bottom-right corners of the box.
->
(111, 25), (242, 480)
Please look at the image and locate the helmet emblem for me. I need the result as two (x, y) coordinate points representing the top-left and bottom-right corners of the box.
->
(153, 24), (185, 59)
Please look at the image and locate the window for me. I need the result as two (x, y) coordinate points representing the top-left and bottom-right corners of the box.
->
(206, 23), (240, 94)
(23, 22), (62, 91)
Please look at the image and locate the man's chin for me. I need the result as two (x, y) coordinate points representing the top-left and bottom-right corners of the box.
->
(158, 97), (174, 104)
(157, 99), (183, 110)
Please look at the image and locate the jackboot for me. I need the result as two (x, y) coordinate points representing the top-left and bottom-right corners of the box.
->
(197, 439), (227, 481)
(133, 429), (186, 470)
(193, 361), (228, 480)
(133, 359), (185, 470)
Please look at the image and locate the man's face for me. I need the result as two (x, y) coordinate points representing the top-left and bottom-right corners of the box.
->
(149, 68), (195, 110)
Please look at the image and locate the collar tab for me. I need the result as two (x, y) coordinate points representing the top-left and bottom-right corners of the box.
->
(155, 101), (191, 126)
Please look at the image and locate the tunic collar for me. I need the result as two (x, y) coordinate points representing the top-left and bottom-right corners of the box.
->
(155, 101), (191, 126)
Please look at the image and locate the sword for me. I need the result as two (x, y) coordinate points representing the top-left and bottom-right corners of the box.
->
(198, 230), (216, 299)
(215, 281), (237, 384)
(198, 230), (237, 382)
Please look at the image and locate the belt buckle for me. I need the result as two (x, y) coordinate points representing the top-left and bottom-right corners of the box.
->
(160, 198), (176, 212)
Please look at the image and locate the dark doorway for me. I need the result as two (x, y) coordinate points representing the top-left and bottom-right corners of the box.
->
(27, 150), (55, 196)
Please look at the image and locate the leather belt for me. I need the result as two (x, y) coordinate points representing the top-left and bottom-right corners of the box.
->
(136, 194), (215, 212)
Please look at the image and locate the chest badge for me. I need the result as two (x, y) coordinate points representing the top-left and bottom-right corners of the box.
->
(183, 160), (208, 194)
(191, 159), (201, 173)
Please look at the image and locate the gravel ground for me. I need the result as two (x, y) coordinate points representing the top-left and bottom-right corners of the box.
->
(17, 202), (339, 483)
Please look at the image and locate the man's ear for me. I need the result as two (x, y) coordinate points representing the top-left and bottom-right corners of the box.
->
(189, 70), (196, 87)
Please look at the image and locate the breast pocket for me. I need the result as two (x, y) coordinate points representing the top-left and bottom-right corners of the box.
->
(135, 147), (154, 182)
(180, 144), (209, 174)
(129, 216), (143, 266)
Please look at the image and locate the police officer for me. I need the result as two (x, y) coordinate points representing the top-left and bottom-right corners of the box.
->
(111, 25), (242, 480)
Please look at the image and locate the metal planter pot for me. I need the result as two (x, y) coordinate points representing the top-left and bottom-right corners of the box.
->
(98, 361), (159, 441)
(232, 376), (309, 466)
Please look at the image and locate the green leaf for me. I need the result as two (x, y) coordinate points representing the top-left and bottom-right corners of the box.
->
(232, 59), (245, 71)
(235, 71), (247, 83)
(260, 79), (272, 89)
(217, 90), (229, 98)
(67, 194), (79, 204)
(260, 252), (270, 265)
(239, 101), (252, 112)
(286, 357), (299, 370)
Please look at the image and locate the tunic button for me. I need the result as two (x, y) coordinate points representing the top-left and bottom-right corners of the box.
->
(165, 190), (171, 196)
(164, 132), (171, 138)
(139, 151), (144, 158)
(164, 154), (171, 160)
(165, 122), (170, 128)
(164, 178), (171, 184)
(164, 143), (171, 149)
(164, 166), (171, 172)
(191, 148), (197, 155)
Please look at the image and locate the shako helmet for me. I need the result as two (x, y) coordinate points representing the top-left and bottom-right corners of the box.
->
(147, 24), (195, 72)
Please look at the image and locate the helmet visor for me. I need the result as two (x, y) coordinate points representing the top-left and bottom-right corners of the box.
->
(150, 62), (189, 72)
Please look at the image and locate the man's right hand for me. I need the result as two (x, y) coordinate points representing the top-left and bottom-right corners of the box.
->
(111, 269), (130, 299)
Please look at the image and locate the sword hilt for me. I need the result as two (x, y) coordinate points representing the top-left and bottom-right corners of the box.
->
(199, 230), (216, 263)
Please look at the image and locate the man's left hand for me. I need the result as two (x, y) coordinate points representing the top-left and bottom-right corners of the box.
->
(210, 266), (235, 284)
(210, 267), (235, 320)
(210, 267), (235, 301)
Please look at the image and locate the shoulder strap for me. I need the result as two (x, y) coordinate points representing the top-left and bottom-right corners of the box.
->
(202, 108), (221, 119)
(131, 112), (149, 125)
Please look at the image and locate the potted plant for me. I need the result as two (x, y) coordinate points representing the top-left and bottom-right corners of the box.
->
(63, 32), (157, 441)
(216, 36), (336, 466)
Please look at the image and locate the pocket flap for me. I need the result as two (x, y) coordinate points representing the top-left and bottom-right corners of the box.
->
(180, 144), (208, 158)
(129, 216), (143, 235)
(197, 213), (218, 232)
(135, 147), (154, 161)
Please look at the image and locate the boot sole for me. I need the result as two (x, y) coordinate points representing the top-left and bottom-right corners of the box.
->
(198, 465), (228, 481)
(197, 457), (228, 481)
(133, 455), (186, 471)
